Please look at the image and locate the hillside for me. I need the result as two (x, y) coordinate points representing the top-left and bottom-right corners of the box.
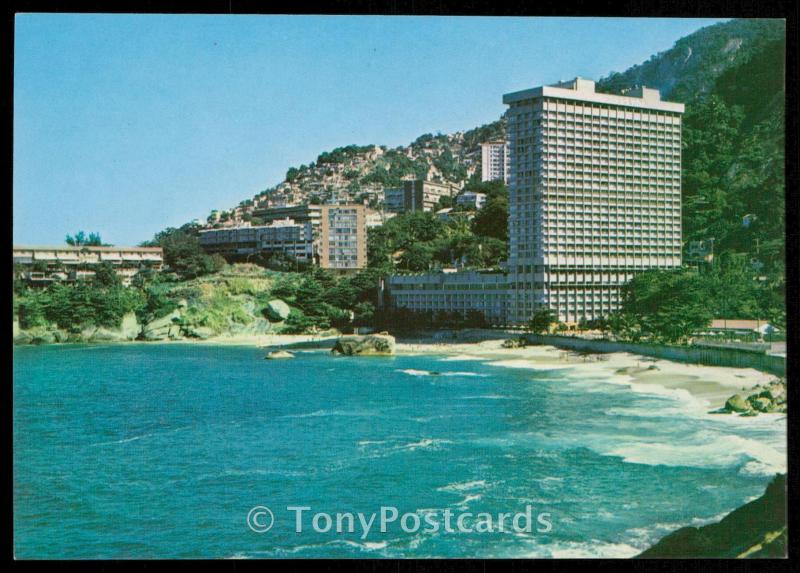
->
(206, 19), (785, 277)
(212, 121), (503, 225)
(596, 18), (785, 102)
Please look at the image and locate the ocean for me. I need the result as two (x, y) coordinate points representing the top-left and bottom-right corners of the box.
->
(13, 344), (787, 558)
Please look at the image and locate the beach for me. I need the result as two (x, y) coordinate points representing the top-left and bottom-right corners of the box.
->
(196, 331), (779, 412)
(393, 338), (778, 412)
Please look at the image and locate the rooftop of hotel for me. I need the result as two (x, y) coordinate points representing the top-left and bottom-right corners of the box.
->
(503, 77), (685, 113)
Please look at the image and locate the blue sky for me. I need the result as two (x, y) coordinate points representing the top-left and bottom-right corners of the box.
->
(14, 15), (726, 246)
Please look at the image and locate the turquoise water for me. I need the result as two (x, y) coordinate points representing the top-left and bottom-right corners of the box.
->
(14, 344), (786, 558)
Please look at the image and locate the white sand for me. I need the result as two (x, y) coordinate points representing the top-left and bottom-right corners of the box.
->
(394, 338), (777, 410)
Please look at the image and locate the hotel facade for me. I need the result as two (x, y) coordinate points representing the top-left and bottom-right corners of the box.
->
(382, 78), (684, 325)
(480, 139), (510, 183)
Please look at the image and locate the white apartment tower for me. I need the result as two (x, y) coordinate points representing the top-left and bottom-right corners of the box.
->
(503, 78), (684, 324)
(480, 140), (510, 183)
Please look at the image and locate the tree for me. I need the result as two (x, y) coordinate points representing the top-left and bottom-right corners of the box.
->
(144, 225), (224, 280)
(471, 195), (508, 241)
(528, 307), (556, 334)
(66, 231), (105, 246)
(93, 262), (122, 288)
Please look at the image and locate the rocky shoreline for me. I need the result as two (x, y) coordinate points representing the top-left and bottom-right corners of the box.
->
(638, 474), (787, 558)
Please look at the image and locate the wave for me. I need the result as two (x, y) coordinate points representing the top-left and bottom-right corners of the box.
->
(460, 395), (512, 400)
(396, 369), (488, 378)
(396, 438), (452, 451)
(278, 410), (375, 419)
(438, 355), (486, 362)
(437, 479), (487, 493)
(600, 432), (786, 476)
(538, 540), (642, 559)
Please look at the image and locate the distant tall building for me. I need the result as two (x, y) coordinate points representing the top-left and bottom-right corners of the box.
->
(319, 204), (367, 271)
(503, 77), (684, 323)
(384, 180), (458, 213)
(480, 139), (509, 183)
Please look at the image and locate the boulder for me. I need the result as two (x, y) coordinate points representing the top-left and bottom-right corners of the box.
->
(13, 331), (33, 345)
(80, 326), (98, 341)
(186, 326), (215, 340)
(265, 299), (291, 322)
(119, 312), (141, 340)
(502, 338), (527, 349)
(30, 330), (56, 345)
(52, 329), (70, 343)
(90, 328), (127, 342)
(749, 396), (773, 413)
(331, 334), (395, 356)
(143, 309), (181, 340)
(724, 394), (751, 413)
(759, 384), (785, 402)
(265, 350), (294, 360)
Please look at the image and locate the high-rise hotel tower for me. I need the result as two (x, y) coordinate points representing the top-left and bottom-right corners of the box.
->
(380, 77), (684, 326)
(503, 78), (684, 323)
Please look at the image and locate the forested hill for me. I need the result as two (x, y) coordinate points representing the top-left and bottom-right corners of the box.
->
(201, 19), (785, 273)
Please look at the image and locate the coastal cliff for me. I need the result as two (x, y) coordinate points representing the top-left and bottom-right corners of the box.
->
(638, 474), (787, 558)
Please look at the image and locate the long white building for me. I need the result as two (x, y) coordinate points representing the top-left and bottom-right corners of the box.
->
(382, 77), (684, 326)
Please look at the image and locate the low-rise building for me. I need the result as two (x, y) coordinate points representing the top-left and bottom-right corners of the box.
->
(13, 245), (164, 286)
(381, 269), (508, 325)
(456, 191), (487, 210)
(384, 180), (458, 213)
(199, 220), (315, 263)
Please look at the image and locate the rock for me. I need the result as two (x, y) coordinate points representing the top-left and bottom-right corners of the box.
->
(264, 299), (291, 322)
(331, 334), (396, 356)
(502, 338), (527, 349)
(759, 384), (785, 402)
(14, 331), (33, 345)
(143, 309), (181, 340)
(119, 312), (141, 340)
(177, 299), (188, 309)
(30, 331), (56, 345)
(265, 350), (294, 360)
(52, 329), (70, 343)
(647, 364), (660, 371)
(724, 394), (751, 413)
(90, 328), (127, 342)
(708, 408), (732, 415)
(80, 326), (98, 341)
(186, 326), (215, 340)
(749, 396), (773, 413)
(740, 410), (759, 417)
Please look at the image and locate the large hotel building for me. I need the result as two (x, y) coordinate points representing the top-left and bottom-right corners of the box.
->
(382, 77), (684, 325)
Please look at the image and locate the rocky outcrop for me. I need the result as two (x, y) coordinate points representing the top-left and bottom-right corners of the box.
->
(88, 312), (141, 342)
(502, 338), (527, 349)
(265, 350), (294, 360)
(264, 299), (291, 322)
(142, 309), (182, 341)
(713, 379), (787, 416)
(637, 474), (787, 558)
(331, 333), (395, 356)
